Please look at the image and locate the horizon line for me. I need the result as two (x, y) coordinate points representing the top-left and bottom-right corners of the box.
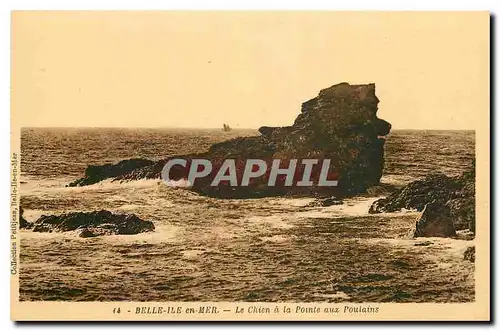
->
(19, 126), (476, 131)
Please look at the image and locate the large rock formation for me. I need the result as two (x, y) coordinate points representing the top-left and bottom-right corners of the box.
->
(370, 165), (475, 236)
(31, 210), (155, 236)
(69, 83), (391, 198)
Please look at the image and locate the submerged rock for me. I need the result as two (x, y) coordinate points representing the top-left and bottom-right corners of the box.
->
(31, 210), (155, 236)
(78, 228), (98, 238)
(69, 83), (391, 199)
(370, 166), (475, 236)
(410, 202), (456, 238)
(307, 196), (343, 207)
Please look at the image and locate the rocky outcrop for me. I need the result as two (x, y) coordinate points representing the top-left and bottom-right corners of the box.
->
(307, 196), (343, 207)
(70, 83), (391, 198)
(68, 158), (154, 187)
(19, 206), (32, 229)
(69, 83), (391, 198)
(463, 246), (475, 262)
(447, 168), (476, 233)
(409, 202), (456, 238)
(370, 165), (475, 236)
(31, 210), (155, 236)
(369, 174), (461, 213)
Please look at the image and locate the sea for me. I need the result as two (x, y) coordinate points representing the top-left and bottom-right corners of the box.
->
(18, 128), (475, 302)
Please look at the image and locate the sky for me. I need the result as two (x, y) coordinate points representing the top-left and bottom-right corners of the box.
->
(11, 11), (489, 129)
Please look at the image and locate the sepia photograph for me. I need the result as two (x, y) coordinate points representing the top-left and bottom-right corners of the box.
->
(10, 10), (490, 321)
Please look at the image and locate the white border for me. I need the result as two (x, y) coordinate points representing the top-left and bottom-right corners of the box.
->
(2, 1), (497, 330)
(2, 0), (499, 10)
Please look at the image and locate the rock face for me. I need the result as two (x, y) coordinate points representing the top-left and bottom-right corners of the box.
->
(410, 202), (456, 238)
(31, 210), (155, 236)
(68, 83), (391, 199)
(370, 165), (475, 236)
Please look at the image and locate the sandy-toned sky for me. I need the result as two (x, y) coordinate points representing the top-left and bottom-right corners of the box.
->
(11, 11), (489, 129)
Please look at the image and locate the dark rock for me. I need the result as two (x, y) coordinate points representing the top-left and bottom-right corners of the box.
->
(447, 167), (476, 232)
(308, 196), (343, 207)
(410, 202), (456, 238)
(364, 183), (399, 197)
(414, 241), (433, 247)
(68, 83), (391, 199)
(370, 165), (475, 234)
(68, 158), (154, 187)
(32, 210), (155, 236)
(78, 228), (98, 238)
(369, 174), (461, 213)
(463, 246), (475, 262)
(19, 206), (33, 229)
(258, 126), (279, 138)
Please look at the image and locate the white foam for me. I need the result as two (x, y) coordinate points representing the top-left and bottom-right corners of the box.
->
(267, 197), (316, 207)
(313, 292), (350, 300)
(164, 178), (192, 188)
(244, 215), (295, 229)
(260, 234), (294, 243)
(102, 224), (183, 244)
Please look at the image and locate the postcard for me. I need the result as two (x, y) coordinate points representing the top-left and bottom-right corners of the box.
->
(10, 11), (490, 321)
